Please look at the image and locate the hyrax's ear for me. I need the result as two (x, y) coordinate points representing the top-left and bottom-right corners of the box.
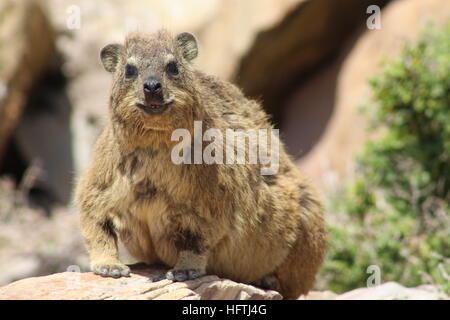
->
(175, 32), (198, 62)
(100, 43), (123, 73)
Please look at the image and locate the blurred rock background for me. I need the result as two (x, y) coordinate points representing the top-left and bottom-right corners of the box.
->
(0, 0), (448, 297)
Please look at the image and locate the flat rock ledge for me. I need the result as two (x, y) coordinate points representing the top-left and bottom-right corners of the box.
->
(303, 283), (448, 300)
(0, 264), (282, 300)
(0, 264), (447, 300)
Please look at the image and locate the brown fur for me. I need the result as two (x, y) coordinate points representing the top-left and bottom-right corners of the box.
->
(74, 30), (327, 299)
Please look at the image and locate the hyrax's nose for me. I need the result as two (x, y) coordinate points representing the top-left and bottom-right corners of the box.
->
(143, 77), (162, 96)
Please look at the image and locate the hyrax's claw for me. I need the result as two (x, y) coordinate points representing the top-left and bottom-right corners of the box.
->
(174, 271), (188, 282)
(148, 273), (166, 283)
(188, 269), (202, 279)
(110, 269), (121, 278)
(121, 268), (131, 277)
(166, 269), (205, 282)
(165, 270), (175, 281)
(97, 268), (108, 276)
(92, 261), (130, 278)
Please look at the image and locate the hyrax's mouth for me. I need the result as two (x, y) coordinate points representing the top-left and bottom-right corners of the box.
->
(136, 100), (173, 115)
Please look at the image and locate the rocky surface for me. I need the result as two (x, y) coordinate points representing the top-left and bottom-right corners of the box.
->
(235, 0), (391, 125)
(285, 0), (450, 191)
(0, 264), (282, 300)
(0, 264), (447, 300)
(303, 282), (448, 300)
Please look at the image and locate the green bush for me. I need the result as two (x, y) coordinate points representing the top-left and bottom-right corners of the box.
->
(320, 24), (450, 294)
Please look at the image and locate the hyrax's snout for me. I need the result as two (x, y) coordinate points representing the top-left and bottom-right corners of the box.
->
(143, 77), (163, 102)
(137, 76), (171, 115)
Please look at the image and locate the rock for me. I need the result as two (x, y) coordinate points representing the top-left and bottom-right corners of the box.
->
(300, 290), (339, 300)
(281, 0), (450, 190)
(301, 282), (448, 300)
(1, 264), (446, 300)
(0, 0), (54, 162)
(0, 264), (283, 300)
(235, 0), (391, 125)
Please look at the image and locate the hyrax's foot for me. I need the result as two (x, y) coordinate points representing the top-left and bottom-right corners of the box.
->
(251, 275), (281, 291)
(91, 260), (131, 278)
(165, 268), (206, 282)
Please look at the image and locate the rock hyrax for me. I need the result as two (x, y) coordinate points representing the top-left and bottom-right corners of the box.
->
(75, 30), (327, 299)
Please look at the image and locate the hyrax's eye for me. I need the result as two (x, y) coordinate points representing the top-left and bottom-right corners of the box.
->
(125, 64), (137, 78)
(165, 61), (179, 76)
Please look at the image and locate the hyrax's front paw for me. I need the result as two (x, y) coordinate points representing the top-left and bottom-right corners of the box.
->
(165, 268), (206, 282)
(91, 260), (131, 278)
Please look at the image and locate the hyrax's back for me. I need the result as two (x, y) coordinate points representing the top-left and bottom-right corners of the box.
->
(75, 29), (327, 299)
